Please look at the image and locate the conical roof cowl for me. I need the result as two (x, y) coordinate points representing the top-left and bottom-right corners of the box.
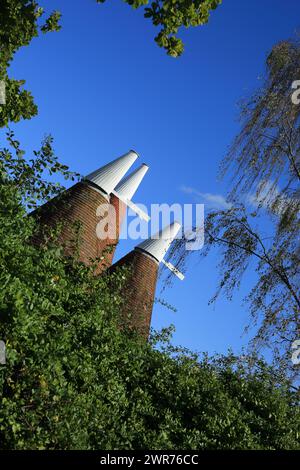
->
(136, 222), (181, 263)
(85, 150), (138, 195)
(114, 163), (148, 201)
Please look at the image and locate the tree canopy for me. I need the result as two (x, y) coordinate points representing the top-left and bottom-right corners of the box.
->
(0, 0), (61, 127)
(168, 39), (300, 380)
(97, 0), (222, 57)
(0, 0), (221, 127)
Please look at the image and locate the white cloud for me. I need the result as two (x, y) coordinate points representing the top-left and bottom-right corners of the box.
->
(180, 185), (232, 210)
(247, 180), (296, 215)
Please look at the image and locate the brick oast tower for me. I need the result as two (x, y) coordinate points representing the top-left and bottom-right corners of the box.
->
(110, 222), (184, 339)
(31, 150), (148, 269)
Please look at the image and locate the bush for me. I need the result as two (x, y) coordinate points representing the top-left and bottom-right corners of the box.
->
(0, 135), (299, 449)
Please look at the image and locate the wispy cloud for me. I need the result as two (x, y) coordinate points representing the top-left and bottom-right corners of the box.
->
(247, 180), (296, 215)
(247, 180), (278, 209)
(180, 185), (232, 210)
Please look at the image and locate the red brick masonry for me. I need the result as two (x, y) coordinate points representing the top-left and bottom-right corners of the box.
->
(109, 249), (158, 339)
(31, 181), (125, 271)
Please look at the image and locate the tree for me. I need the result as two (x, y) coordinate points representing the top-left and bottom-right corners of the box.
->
(0, 0), (221, 127)
(169, 39), (300, 380)
(0, 0), (61, 127)
(97, 0), (222, 57)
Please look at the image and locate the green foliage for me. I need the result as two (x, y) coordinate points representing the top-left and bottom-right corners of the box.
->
(0, 1), (221, 127)
(0, 1), (61, 127)
(168, 39), (300, 378)
(1, 130), (80, 210)
(0, 135), (300, 450)
(98, 0), (221, 57)
(1, 2), (298, 450)
(1, 79), (37, 127)
(206, 40), (300, 373)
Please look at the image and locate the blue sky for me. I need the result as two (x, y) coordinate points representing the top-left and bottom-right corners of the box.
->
(6, 0), (300, 355)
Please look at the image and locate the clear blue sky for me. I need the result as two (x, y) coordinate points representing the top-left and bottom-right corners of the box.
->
(7, 0), (300, 355)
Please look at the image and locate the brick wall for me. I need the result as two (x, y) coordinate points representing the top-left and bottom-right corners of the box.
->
(31, 181), (126, 271)
(109, 249), (158, 339)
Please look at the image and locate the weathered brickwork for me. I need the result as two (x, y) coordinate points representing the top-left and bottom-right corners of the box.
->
(31, 181), (125, 271)
(109, 249), (158, 339)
